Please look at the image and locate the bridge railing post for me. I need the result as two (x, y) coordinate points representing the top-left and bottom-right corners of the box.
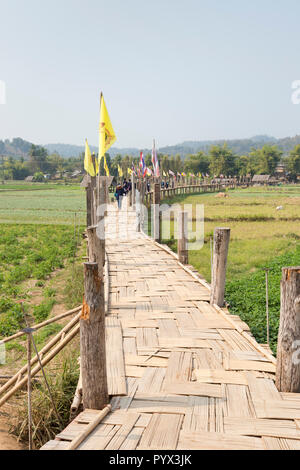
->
(86, 177), (92, 228)
(276, 267), (300, 392)
(87, 225), (104, 269)
(210, 228), (231, 307)
(81, 262), (108, 410)
(153, 183), (161, 242)
(178, 211), (188, 265)
(132, 173), (136, 207)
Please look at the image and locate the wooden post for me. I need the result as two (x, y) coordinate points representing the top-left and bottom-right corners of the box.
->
(87, 225), (104, 269)
(98, 177), (106, 213)
(153, 183), (161, 242)
(92, 188), (97, 225)
(178, 211), (188, 264)
(132, 173), (136, 206)
(90, 175), (96, 223)
(276, 267), (300, 393)
(139, 181), (146, 230)
(81, 263), (108, 410)
(86, 183), (92, 228)
(210, 228), (231, 307)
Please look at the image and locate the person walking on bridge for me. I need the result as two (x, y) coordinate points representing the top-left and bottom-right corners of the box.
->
(115, 184), (125, 209)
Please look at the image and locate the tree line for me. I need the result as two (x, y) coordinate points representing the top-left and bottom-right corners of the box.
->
(111, 144), (300, 181)
(1, 143), (300, 181)
(0, 145), (84, 181)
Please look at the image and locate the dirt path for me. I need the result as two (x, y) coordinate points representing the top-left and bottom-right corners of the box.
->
(0, 413), (24, 450)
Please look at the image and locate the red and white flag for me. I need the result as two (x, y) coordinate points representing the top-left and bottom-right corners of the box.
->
(139, 151), (147, 178)
(152, 139), (160, 178)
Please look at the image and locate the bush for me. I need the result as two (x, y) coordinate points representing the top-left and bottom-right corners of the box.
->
(32, 299), (56, 323)
(10, 351), (79, 448)
(63, 265), (83, 309)
(33, 172), (45, 182)
(226, 244), (300, 354)
(34, 323), (62, 345)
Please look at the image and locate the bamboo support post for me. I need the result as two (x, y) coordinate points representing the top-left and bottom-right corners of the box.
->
(276, 267), (300, 392)
(177, 211), (188, 265)
(210, 228), (231, 307)
(81, 263), (108, 410)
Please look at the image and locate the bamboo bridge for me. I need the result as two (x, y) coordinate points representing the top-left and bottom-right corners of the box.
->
(40, 184), (300, 451)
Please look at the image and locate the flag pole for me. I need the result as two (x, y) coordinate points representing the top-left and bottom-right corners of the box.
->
(99, 92), (103, 177)
(153, 138), (156, 184)
(96, 92), (103, 211)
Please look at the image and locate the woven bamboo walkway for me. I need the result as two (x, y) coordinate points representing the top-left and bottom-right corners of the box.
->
(42, 199), (300, 450)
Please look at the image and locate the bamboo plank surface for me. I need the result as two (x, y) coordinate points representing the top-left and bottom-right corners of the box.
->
(178, 431), (265, 450)
(106, 317), (127, 396)
(119, 427), (144, 450)
(105, 413), (140, 450)
(78, 424), (120, 450)
(194, 369), (248, 385)
(163, 352), (192, 386)
(164, 382), (224, 398)
(225, 385), (254, 418)
(224, 417), (300, 439)
(226, 359), (276, 373)
(253, 400), (300, 420)
(138, 414), (183, 450)
(182, 396), (209, 432)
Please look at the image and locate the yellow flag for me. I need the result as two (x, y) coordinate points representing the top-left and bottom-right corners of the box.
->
(128, 168), (132, 176)
(118, 164), (123, 177)
(84, 139), (96, 176)
(92, 152), (99, 175)
(99, 94), (116, 168)
(104, 156), (110, 176)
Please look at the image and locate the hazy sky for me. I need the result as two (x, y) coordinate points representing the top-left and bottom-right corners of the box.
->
(1, 0), (300, 149)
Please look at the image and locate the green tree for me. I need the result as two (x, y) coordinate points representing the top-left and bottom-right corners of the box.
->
(12, 160), (31, 180)
(46, 153), (64, 175)
(173, 154), (182, 173)
(29, 145), (48, 173)
(286, 145), (300, 181)
(235, 155), (257, 177)
(144, 153), (152, 168)
(209, 145), (236, 177)
(184, 152), (210, 175)
(161, 155), (170, 175)
(249, 145), (282, 176)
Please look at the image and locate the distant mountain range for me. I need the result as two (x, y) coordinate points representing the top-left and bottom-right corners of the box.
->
(44, 135), (280, 158)
(1, 134), (300, 159)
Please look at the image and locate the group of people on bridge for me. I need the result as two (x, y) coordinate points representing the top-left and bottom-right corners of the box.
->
(114, 179), (132, 208)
